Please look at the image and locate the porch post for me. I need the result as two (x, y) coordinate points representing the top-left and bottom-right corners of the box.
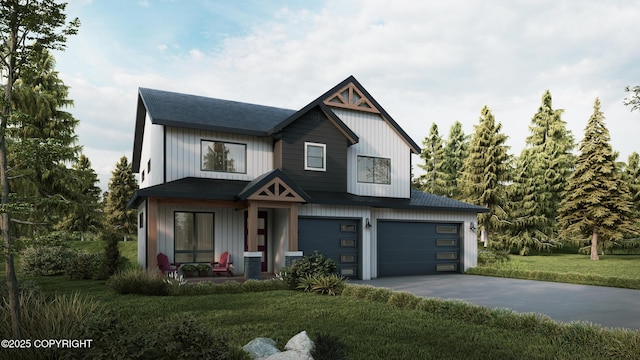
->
(285, 203), (303, 266)
(288, 203), (298, 251)
(147, 197), (158, 272)
(244, 201), (262, 280)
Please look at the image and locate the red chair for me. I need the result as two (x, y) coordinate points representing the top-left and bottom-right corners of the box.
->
(211, 252), (233, 276)
(157, 253), (179, 274)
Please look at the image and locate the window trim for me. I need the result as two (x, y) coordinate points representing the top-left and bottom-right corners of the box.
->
(357, 155), (391, 184)
(201, 140), (247, 174)
(304, 142), (326, 171)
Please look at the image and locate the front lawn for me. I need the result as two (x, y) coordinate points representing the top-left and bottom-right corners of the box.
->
(11, 275), (640, 359)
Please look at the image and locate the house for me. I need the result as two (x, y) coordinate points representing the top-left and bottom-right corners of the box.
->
(128, 76), (488, 280)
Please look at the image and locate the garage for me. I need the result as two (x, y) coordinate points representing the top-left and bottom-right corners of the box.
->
(298, 217), (360, 279)
(377, 221), (460, 277)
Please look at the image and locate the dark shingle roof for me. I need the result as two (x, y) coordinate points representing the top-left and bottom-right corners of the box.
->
(138, 88), (296, 135)
(128, 178), (487, 213)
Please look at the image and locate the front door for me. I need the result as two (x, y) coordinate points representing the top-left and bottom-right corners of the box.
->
(245, 211), (268, 272)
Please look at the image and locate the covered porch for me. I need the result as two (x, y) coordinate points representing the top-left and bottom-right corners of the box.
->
(129, 170), (310, 280)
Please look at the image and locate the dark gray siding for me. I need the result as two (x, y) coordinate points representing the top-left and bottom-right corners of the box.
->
(279, 108), (348, 192)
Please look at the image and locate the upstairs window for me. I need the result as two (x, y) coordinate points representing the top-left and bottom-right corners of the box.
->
(201, 140), (246, 173)
(357, 155), (391, 184)
(304, 142), (326, 171)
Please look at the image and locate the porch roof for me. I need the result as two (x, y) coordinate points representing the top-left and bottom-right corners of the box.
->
(128, 177), (488, 213)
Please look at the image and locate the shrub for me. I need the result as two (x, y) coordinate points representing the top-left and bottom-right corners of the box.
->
(1, 292), (109, 359)
(101, 229), (126, 277)
(477, 249), (510, 266)
(280, 251), (338, 289)
(65, 251), (105, 280)
(106, 268), (169, 296)
(0, 279), (42, 301)
(387, 291), (421, 309)
(21, 245), (78, 276)
(147, 315), (232, 359)
(297, 274), (346, 296)
(312, 333), (349, 360)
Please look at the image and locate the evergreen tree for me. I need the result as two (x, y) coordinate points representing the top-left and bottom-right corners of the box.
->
(460, 106), (511, 247)
(0, 0), (79, 338)
(416, 123), (447, 195)
(557, 99), (637, 260)
(441, 121), (468, 199)
(104, 156), (138, 241)
(507, 91), (574, 253)
(623, 152), (640, 216)
(7, 50), (81, 237)
(56, 154), (103, 240)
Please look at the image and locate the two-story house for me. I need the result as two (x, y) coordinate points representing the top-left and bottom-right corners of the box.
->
(128, 76), (487, 280)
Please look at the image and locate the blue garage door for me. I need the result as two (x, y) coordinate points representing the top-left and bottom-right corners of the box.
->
(298, 218), (360, 279)
(377, 221), (460, 277)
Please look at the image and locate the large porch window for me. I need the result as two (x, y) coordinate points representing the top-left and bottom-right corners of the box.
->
(174, 212), (214, 263)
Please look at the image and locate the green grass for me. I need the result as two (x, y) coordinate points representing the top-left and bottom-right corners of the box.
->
(507, 254), (640, 278)
(468, 254), (640, 289)
(12, 276), (640, 359)
(3, 244), (640, 358)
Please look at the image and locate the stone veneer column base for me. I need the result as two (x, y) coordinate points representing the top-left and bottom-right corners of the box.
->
(244, 252), (262, 281)
(284, 251), (304, 267)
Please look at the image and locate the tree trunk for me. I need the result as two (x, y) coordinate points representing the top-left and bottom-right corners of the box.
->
(2, 60), (21, 339)
(591, 227), (600, 261)
(1, 23), (21, 338)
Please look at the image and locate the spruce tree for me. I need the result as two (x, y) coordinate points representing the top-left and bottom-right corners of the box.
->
(441, 121), (469, 199)
(623, 152), (640, 216)
(56, 154), (103, 240)
(507, 91), (574, 253)
(557, 98), (637, 259)
(460, 106), (510, 247)
(104, 156), (138, 241)
(417, 123), (447, 195)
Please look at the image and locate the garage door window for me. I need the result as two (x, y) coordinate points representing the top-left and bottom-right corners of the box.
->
(437, 263), (458, 272)
(436, 225), (458, 234)
(437, 239), (458, 247)
(436, 252), (458, 260)
(340, 238), (356, 247)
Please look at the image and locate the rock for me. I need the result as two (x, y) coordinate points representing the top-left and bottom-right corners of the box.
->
(243, 337), (280, 359)
(284, 331), (314, 353)
(263, 350), (313, 360)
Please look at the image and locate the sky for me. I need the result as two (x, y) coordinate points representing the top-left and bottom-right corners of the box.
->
(51, 0), (640, 190)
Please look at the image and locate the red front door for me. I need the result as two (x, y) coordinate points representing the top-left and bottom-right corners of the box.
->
(245, 211), (268, 272)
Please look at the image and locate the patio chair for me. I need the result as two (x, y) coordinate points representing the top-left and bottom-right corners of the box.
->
(211, 251), (233, 276)
(157, 253), (179, 274)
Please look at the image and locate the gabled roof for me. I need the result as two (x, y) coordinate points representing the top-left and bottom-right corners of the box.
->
(138, 87), (295, 135)
(237, 169), (310, 202)
(132, 76), (420, 172)
(273, 76), (421, 154)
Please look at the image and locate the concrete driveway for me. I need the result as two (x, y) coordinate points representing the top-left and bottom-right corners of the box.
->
(353, 274), (640, 331)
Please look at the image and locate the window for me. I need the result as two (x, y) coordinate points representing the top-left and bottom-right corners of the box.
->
(141, 170), (145, 182)
(174, 212), (214, 263)
(139, 212), (144, 229)
(147, 159), (151, 172)
(201, 140), (246, 173)
(357, 156), (391, 184)
(304, 142), (326, 171)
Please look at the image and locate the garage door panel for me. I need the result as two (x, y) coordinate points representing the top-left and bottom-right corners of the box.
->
(378, 221), (460, 277)
(299, 218), (360, 279)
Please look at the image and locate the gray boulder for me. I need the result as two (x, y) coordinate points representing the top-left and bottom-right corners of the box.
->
(243, 337), (280, 359)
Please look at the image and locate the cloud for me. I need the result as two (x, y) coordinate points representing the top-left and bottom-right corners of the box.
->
(52, 0), (640, 190)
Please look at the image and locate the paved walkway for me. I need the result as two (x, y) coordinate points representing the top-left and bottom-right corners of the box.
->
(353, 274), (640, 331)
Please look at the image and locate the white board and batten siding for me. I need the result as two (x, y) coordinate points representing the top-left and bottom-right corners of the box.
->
(139, 112), (164, 188)
(333, 109), (412, 199)
(164, 126), (273, 182)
